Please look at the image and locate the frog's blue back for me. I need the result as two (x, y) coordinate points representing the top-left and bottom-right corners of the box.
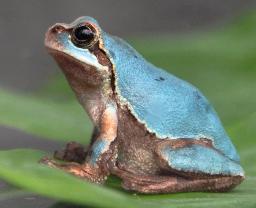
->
(102, 33), (240, 163)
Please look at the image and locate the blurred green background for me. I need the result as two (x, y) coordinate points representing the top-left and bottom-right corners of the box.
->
(0, 1), (255, 208)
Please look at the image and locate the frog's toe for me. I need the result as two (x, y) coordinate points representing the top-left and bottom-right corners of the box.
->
(39, 156), (57, 168)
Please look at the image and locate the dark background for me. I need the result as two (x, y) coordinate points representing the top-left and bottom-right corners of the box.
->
(0, 1), (256, 207)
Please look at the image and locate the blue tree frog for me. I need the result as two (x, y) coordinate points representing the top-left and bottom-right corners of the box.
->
(42, 16), (245, 193)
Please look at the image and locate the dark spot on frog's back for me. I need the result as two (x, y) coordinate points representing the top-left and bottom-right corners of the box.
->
(195, 92), (202, 100)
(155, 76), (165, 81)
(195, 91), (211, 113)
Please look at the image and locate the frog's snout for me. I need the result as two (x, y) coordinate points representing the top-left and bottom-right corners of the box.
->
(45, 23), (67, 52)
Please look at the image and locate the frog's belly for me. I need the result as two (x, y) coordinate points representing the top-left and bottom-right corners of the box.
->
(116, 108), (161, 175)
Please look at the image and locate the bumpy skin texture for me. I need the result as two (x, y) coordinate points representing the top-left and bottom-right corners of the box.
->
(42, 16), (245, 194)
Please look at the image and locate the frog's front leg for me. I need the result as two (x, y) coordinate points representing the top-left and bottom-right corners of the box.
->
(40, 104), (118, 184)
(53, 141), (87, 164)
(53, 127), (100, 163)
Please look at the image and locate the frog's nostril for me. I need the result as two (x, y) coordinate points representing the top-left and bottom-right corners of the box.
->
(51, 24), (65, 33)
(53, 26), (62, 33)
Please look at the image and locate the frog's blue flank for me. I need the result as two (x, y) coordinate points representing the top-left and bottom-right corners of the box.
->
(162, 144), (244, 176)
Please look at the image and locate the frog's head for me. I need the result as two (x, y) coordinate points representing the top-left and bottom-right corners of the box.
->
(45, 16), (112, 89)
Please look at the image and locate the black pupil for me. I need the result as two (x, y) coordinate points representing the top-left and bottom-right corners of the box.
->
(73, 25), (94, 45)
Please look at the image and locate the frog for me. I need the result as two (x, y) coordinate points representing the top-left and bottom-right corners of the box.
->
(42, 16), (245, 194)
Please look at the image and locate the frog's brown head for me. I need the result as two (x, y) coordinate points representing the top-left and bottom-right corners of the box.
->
(45, 17), (112, 90)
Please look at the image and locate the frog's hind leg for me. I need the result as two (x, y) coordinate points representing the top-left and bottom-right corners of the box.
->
(114, 139), (244, 194)
(154, 139), (244, 193)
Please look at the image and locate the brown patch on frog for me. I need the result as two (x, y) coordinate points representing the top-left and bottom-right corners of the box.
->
(89, 44), (112, 68)
(156, 137), (230, 160)
(116, 106), (162, 175)
(157, 138), (214, 149)
(51, 51), (103, 87)
(89, 42), (118, 99)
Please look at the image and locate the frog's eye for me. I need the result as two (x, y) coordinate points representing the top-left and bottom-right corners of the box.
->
(71, 24), (97, 48)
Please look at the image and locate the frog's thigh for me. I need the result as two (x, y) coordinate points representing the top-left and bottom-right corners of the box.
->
(156, 141), (244, 177)
(157, 143), (243, 176)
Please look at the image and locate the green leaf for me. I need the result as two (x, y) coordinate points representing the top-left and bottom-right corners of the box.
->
(0, 150), (143, 208)
(228, 112), (256, 175)
(0, 89), (92, 143)
(0, 149), (255, 208)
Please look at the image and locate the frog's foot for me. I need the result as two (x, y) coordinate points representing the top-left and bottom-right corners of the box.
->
(115, 170), (242, 194)
(39, 157), (106, 184)
(113, 166), (242, 193)
(54, 141), (87, 164)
